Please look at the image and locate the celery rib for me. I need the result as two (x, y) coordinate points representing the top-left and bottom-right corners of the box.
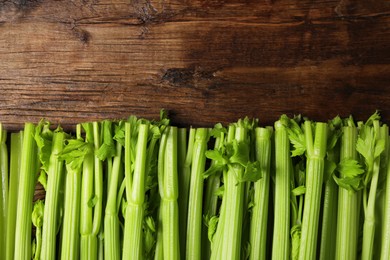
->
(272, 120), (291, 260)
(14, 123), (38, 260)
(250, 127), (272, 260)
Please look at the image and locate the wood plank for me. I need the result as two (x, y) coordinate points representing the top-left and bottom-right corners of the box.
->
(0, 0), (389, 131)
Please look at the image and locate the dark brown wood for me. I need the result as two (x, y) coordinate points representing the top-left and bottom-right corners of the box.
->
(0, 0), (389, 131)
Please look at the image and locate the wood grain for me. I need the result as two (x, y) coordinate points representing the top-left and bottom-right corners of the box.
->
(0, 0), (389, 131)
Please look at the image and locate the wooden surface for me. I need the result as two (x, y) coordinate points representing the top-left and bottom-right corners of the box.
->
(0, 0), (390, 130)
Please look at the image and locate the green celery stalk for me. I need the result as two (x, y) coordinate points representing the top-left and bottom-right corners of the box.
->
(361, 120), (386, 260)
(160, 126), (180, 260)
(381, 135), (390, 259)
(219, 125), (247, 259)
(186, 128), (208, 260)
(178, 128), (195, 259)
(60, 124), (88, 260)
(299, 121), (327, 260)
(122, 123), (149, 260)
(92, 122), (103, 238)
(319, 120), (341, 260)
(6, 131), (23, 260)
(202, 131), (224, 259)
(0, 125), (7, 257)
(319, 166), (338, 260)
(104, 135), (123, 260)
(14, 123), (38, 260)
(249, 127), (272, 260)
(272, 119), (292, 260)
(61, 162), (82, 260)
(80, 123), (97, 260)
(41, 130), (66, 259)
(335, 126), (359, 260)
(210, 126), (234, 260)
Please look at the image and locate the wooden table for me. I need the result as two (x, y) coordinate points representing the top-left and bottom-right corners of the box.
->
(0, 0), (389, 130)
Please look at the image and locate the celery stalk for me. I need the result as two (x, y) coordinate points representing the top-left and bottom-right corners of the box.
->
(272, 120), (292, 260)
(80, 123), (97, 260)
(14, 123), (38, 260)
(61, 163), (82, 260)
(6, 132), (23, 260)
(361, 121), (385, 260)
(104, 139), (123, 260)
(186, 128), (208, 260)
(299, 122), (327, 260)
(219, 125), (247, 260)
(202, 132), (223, 259)
(178, 128), (195, 259)
(250, 127), (272, 260)
(160, 126), (180, 260)
(335, 126), (359, 260)
(41, 131), (66, 259)
(380, 135), (390, 259)
(122, 123), (149, 260)
(92, 122), (103, 237)
(0, 125), (7, 257)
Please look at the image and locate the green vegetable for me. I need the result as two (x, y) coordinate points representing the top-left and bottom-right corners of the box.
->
(59, 124), (91, 260)
(186, 128), (209, 260)
(334, 124), (362, 260)
(298, 121), (327, 260)
(380, 134), (390, 259)
(319, 118), (340, 260)
(6, 131), (23, 260)
(14, 123), (38, 260)
(38, 123), (66, 260)
(358, 115), (386, 260)
(104, 122), (123, 260)
(178, 127), (195, 260)
(249, 127), (272, 260)
(272, 118), (292, 260)
(79, 123), (98, 260)
(159, 126), (180, 260)
(0, 124), (7, 257)
(202, 124), (225, 259)
(122, 122), (149, 260)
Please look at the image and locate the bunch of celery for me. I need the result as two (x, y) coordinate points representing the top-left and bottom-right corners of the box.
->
(1, 111), (390, 260)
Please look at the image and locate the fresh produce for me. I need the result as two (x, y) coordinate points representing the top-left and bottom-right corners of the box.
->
(2, 111), (389, 260)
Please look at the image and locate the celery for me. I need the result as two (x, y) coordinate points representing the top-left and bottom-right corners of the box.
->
(210, 119), (260, 260)
(159, 126), (180, 260)
(40, 127), (66, 260)
(80, 123), (98, 259)
(219, 125), (246, 259)
(359, 116), (386, 260)
(272, 118), (292, 260)
(249, 127), (272, 260)
(334, 125), (361, 260)
(178, 128), (195, 259)
(381, 135), (390, 259)
(319, 118), (341, 260)
(0, 125), (7, 257)
(104, 142), (122, 260)
(59, 124), (90, 260)
(104, 124), (123, 260)
(6, 131), (23, 260)
(186, 128), (208, 260)
(298, 121), (327, 260)
(92, 122), (103, 239)
(14, 123), (38, 260)
(202, 125), (225, 259)
(122, 122), (149, 259)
